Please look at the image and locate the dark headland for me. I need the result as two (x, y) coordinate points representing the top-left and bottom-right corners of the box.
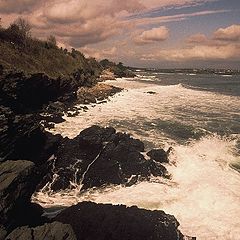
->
(0, 19), (195, 239)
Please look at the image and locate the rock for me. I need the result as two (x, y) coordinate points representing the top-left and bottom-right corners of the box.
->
(6, 222), (76, 240)
(0, 72), (78, 113)
(0, 226), (7, 240)
(0, 105), (61, 164)
(0, 160), (42, 228)
(77, 83), (122, 104)
(55, 201), (184, 240)
(41, 101), (66, 124)
(47, 125), (167, 191)
(147, 148), (169, 163)
(147, 91), (157, 94)
(79, 125), (116, 145)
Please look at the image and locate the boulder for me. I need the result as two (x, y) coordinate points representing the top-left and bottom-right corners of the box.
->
(6, 222), (76, 240)
(0, 72), (78, 113)
(0, 160), (42, 228)
(55, 201), (183, 240)
(147, 148), (169, 163)
(47, 125), (168, 191)
(147, 91), (157, 94)
(0, 106), (61, 164)
(0, 226), (7, 240)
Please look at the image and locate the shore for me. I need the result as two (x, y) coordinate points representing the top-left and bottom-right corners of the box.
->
(0, 72), (195, 239)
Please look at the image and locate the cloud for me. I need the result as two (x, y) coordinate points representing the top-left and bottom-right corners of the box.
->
(80, 46), (117, 60)
(133, 10), (229, 26)
(213, 24), (240, 41)
(29, 0), (144, 47)
(186, 33), (208, 44)
(0, 0), (237, 68)
(0, 0), (40, 14)
(134, 26), (169, 44)
(141, 23), (240, 62)
(141, 44), (240, 62)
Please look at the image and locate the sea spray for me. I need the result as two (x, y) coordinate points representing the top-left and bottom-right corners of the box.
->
(33, 76), (240, 239)
(33, 135), (240, 239)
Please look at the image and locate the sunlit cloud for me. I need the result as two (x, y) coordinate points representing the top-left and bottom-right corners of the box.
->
(141, 45), (240, 62)
(213, 24), (240, 41)
(133, 26), (169, 45)
(0, 0), (238, 68)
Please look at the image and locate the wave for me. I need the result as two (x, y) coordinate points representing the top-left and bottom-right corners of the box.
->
(33, 135), (240, 239)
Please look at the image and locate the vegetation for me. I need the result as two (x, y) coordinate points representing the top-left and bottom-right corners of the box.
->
(0, 17), (134, 82)
(99, 59), (135, 78)
(0, 17), (102, 79)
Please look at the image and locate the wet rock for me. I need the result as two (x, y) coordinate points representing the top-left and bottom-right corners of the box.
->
(0, 226), (7, 240)
(55, 201), (184, 240)
(0, 72), (77, 113)
(147, 148), (169, 163)
(0, 160), (41, 228)
(97, 100), (107, 104)
(41, 101), (66, 124)
(49, 125), (167, 191)
(0, 105), (61, 164)
(77, 83), (122, 104)
(6, 222), (76, 240)
(147, 91), (157, 94)
(79, 125), (116, 145)
(81, 106), (88, 110)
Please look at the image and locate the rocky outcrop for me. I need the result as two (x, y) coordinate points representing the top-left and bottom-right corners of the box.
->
(0, 160), (43, 229)
(45, 125), (169, 191)
(77, 83), (122, 104)
(0, 106), (61, 163)
(147, 148), (171, 163)
(0, 71), (78, 113)
(6, 222), (76, 240)
(0, 226), (7, 240)
(55, 201), (183, 240)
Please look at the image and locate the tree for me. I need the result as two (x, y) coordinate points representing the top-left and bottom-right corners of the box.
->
(47, 35), (57, 48)
(13, 17), (31, 38)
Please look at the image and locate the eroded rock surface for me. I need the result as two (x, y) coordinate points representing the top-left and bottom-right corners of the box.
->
(0, 160), (42, 228)
(47, 125), (168, 191)
(6, 222), (76, 240)
(55, 201), (183, 240)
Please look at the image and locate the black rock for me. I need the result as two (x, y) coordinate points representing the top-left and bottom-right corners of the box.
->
(147, 91), (157, 94)
(55, 201), (184, 240)
(6, 222), (76, 240)
(147, 148), (169, 163)
(0, 160), (42, 229)
(0, 107), (62, 164)
(47, 125), (167, 191)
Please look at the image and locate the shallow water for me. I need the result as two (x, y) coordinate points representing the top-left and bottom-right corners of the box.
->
(33, 74), (240, 239)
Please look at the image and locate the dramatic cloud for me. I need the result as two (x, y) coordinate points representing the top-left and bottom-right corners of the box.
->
(0, 0), (238, 68)
(0, 0), (40, 14)
(134, 26), (169, 44)
(213, 24), (240, 41)
(141, 23), (240, 63)
(141, 45), (239, 61)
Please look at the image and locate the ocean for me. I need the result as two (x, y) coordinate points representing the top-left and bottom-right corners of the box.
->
(34, 71), (240, 240)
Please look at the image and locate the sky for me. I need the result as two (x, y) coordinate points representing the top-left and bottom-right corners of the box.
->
(0, 0), (240, 69)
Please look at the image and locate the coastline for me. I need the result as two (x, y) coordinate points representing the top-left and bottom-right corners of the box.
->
(0, 70), (195, 239)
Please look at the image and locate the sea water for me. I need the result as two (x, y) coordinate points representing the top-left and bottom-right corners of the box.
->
(33, 71), (240, 240)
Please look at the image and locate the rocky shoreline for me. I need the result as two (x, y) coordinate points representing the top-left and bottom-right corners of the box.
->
(0, 70), (195, 239)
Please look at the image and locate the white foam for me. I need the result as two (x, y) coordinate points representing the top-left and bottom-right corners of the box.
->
(34, 77), (240, 240)
(33, 135), (240, 239)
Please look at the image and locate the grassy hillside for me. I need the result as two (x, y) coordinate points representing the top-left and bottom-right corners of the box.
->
(0, 18), (135, 81)
(0, 41), (98, 78)
(0, 19), (102, 79)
